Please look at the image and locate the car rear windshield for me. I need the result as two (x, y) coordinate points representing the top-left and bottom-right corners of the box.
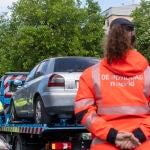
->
(54, 57), (99, 72)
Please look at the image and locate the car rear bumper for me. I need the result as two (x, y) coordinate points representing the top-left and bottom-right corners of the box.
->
(42, 91), (76, 117)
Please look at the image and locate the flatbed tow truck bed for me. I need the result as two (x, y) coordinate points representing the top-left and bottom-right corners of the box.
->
(0, 121), (91, 150)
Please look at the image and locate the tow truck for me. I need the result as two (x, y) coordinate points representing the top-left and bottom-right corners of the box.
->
(0, 72), (91, 150)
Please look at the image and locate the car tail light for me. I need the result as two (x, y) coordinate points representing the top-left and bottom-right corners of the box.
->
(4, 92), (13, 98)
(51, 142), (72, 150)
(48, 74), (65, 87)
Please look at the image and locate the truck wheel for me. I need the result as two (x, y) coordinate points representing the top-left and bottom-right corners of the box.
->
(13, 135), (42, 150)
(12, 134), (44, 150)
(34, 96), (51, 126)
(14, 135), (27, 150)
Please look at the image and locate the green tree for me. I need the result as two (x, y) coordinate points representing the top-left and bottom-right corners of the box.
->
(131, 0), (150, 62)
(0, 0), (105, 75)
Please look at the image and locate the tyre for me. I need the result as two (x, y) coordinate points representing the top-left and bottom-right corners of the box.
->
(13, 135), (27, 150)
(13, 135), (42, 150)
(9, 101), (18, 123)
(34, 96), (51, 126)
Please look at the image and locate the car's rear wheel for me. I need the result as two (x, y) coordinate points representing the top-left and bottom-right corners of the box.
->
(34, 96), (51, 126)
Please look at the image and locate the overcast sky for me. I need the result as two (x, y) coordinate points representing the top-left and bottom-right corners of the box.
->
(95, 0), (141, 11)
(0, 0), (145, 14)
(0, 0), (17, 13)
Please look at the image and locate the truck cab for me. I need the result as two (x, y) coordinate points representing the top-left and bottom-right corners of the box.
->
(0, 72), (28, 122)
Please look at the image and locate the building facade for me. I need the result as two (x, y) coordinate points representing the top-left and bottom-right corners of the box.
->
(101, 4), (140, 33)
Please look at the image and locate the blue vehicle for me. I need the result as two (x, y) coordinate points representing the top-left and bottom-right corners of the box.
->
(0, 72), (28, 122)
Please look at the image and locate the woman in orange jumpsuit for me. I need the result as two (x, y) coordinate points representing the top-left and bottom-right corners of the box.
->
(74, 18), (150, 150)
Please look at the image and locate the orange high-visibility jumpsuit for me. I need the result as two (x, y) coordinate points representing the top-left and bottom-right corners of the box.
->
(74, 50), (150, 150)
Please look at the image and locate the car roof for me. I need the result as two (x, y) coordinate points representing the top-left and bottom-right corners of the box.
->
(42, 56), (100, 62)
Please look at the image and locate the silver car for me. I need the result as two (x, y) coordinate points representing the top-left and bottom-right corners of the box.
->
(10, 57), (99, 125)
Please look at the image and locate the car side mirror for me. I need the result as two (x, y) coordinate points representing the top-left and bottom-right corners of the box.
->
(9, 80), (23, 92)
(14, 80), (23, 86)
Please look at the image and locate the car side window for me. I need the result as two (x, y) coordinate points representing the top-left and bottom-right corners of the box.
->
(25, 64), (39, 82)
(35, 61), (49, 78)
(42, 61), (49, 73)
